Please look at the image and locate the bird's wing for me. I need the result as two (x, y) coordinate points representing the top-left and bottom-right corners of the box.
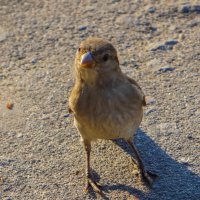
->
(126, 76), (146, 106)
(68, 89), (74, 114)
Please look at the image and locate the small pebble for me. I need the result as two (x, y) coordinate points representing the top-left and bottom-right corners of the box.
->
(151, 40), (178, 51)
(151, 44), (167, 51)
(16, 133), (23, 138)
(148, 7), (156, 13)
(157, 67), (175, 73)
(78, 26), (87, 31)
(147, 98), (156, 105)
(180, 5), (191, 13)
(180, 157), (190, 165)
(4, 187), (12, 192)
(75, 170), (80, 175)
(165, 40), (178, 46)
(64, 114), (70, 118)
(179, 34), (185, 40)
(187, 134), (193, 140)
(191, 5), (200, 13)
(31, 58), (37, 64)
(181, 5), (200, 13)
(145, 108), (156, 116)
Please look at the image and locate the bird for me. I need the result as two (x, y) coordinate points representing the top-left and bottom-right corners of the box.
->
(68, 37), (157, 193)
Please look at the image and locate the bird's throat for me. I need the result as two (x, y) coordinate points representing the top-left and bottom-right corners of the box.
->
(79, 69), (98, 87)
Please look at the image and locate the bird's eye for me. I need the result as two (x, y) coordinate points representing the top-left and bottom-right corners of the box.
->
(78, 48), (81, 52)
(102, 54), (109, 62)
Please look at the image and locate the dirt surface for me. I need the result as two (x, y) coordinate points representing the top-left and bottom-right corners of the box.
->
(0, 0), (200, 199)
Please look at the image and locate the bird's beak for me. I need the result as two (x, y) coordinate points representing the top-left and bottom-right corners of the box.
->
(80, 52), (94, 68)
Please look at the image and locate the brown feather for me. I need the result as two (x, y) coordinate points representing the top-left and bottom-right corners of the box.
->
(69, 37), (145, 141)
(126, 76), (146, 106)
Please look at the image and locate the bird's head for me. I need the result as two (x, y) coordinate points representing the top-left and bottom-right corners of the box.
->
(74, 37), (121, 86)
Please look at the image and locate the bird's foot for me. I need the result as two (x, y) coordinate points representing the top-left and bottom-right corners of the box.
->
(141, 170), (158, 186)
(85, 177), (102, 194)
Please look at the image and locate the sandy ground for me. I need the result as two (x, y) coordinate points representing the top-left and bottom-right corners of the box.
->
(0, 0), (200, 199)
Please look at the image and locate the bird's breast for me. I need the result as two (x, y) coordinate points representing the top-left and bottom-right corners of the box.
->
(73, 82), (143, 140)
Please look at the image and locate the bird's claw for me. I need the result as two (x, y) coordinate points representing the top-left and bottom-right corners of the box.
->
(142, 170), (158, 186)
(85, 178), (102, 194)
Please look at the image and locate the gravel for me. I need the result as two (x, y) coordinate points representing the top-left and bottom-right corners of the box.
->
(0, 0), (199, 199)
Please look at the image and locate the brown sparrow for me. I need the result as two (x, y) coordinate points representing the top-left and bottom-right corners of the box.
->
(69, 37), (157, 193)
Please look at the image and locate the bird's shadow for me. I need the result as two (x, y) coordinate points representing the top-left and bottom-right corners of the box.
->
(89, 128), (200, 200)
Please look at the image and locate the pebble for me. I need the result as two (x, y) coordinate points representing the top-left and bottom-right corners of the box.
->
(187, 133), (194, 140)
(151, 40), (178, 51)
(148, 7), (156, 13)
(179, 33), (185, 40)
(78, 26), (87, 31)
(4, 187), (12, 192)
(31, 58), (37, 64)
(180, 5), (191, 13)
(16, 132), (23, 138)
(180, 5), (200, 14)
(147, 98), (156, 105)
(145, 108), (156, 116)
(180, 157), (190, 165)
(157, 66), (175, 73)
(191, 5), (200, 13)
(63, 114), (70, 118)
(165, 40), (178, 46)
(151, 44), (167, 51)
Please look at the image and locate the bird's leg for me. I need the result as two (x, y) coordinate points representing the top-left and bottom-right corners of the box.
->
(127, 139), (158, 185)
(83, 140), (102, 194)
